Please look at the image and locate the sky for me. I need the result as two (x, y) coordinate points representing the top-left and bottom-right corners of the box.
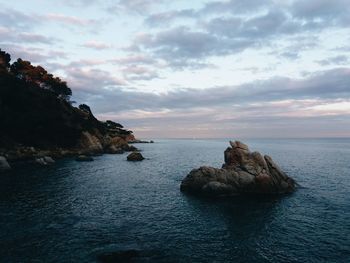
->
(0, 0), (349, 138)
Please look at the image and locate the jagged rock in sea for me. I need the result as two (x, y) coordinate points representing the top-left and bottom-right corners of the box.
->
(0, 156), (11, 170)
(180, 141), (296, 196)
(127, 152), (144, 161)
(76, 155), (94, 162)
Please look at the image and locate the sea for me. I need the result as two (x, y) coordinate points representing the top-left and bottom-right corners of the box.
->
(0, 138), (349, 262)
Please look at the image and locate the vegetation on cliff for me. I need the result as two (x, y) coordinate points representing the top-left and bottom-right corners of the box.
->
(0, 49), (135, 158)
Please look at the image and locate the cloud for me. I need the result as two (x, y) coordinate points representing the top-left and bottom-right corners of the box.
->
(111, 54), (158, 66)
(67, 67), (126, 94)
(0, 27), (54, 44)
(145, 9), (196, 26)
(291, 0), (350, 25)
(109, 0), (166, 14)
(121, 65), (160, 81)
(316, 55), (349, 66)
(82, 40), (111, 50)
(201, 0), (270, 15)
(0, 44), (67, 63)
(75, 67), (350, 114)
(136, 0), (350, 69)
(0, 8), (40, 30)
(132, 26), (256, 69)
(43, 13), (98, 26)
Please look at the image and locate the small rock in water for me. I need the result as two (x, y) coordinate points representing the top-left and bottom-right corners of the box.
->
(75, 155), (94, 162)
(181, 140), (296, 196)
(127, 152), (144, 161)
(0, 156), (11, 170)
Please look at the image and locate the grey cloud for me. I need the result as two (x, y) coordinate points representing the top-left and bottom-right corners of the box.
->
(67, 67), (126, 93)
(121, 65), (160, 81)
(74, 67), (350, 114)
(0, 44), (67, 63)
(0, 28), (55, 44)
(136, 9), (326, 69)
(110, 54), (158, 66)
(0, 9), (40, 30)
(137, 0), (350, 68)
(145, 9), (196, 26)
(291, 0), (350, 23)
(316, 55), (349, 66)
(108, 0), (165, 14)
(133, 26), (255, 69)
(201, 0), (270, 15)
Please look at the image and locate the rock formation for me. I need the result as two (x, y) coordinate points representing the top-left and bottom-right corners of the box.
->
(127, 152), (144, 161)
(180, 141), (296, 196)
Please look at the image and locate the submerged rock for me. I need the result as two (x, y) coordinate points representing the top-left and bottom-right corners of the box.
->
(35, 156), (55, 166)
(180, 141), (296, 196)
(127, 152), (144, 161)
(0, 156), (11, 170)
(75, 155), (94, 162)
(97, 250), (141, 263)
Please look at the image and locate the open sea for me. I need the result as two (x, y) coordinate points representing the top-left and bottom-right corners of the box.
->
(0, 139), (349, 262)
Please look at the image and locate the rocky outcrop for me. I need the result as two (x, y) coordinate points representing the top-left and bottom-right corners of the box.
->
(180, 141), (296, 196)
(0, 156), (11, 170)
(0, 49), (140, 163)
(127, 152), (144, 161)
(79, 131), (104, 154)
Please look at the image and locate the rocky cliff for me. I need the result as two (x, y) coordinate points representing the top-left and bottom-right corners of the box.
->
(180, 141), (296, 196)
(0, 49), (138, 163)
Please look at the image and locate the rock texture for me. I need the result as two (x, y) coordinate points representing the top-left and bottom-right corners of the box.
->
(0, 156), (11, 170)
(127, 152), (144, 161)
(180, 141), (296, 196)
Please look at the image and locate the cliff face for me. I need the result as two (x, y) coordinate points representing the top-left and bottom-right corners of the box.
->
(0, 49), (136, 160)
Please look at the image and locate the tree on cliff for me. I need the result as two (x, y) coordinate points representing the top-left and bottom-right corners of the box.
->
(0, 49), (11, 72)
(0, 48), (132, 148)
(10, 58), (72, 101)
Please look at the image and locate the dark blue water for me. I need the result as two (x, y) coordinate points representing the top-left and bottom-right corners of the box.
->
(1, 139), (350, 262)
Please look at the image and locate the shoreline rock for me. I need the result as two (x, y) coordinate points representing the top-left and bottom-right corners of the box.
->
(129, 139), (154, 144)
(180, 141), (296, 196)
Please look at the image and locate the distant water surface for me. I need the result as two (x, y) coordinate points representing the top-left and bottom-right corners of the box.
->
(0, 138), (349, 262)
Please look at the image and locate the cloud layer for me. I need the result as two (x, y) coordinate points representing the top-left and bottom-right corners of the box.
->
(0, 0), (349, 138)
